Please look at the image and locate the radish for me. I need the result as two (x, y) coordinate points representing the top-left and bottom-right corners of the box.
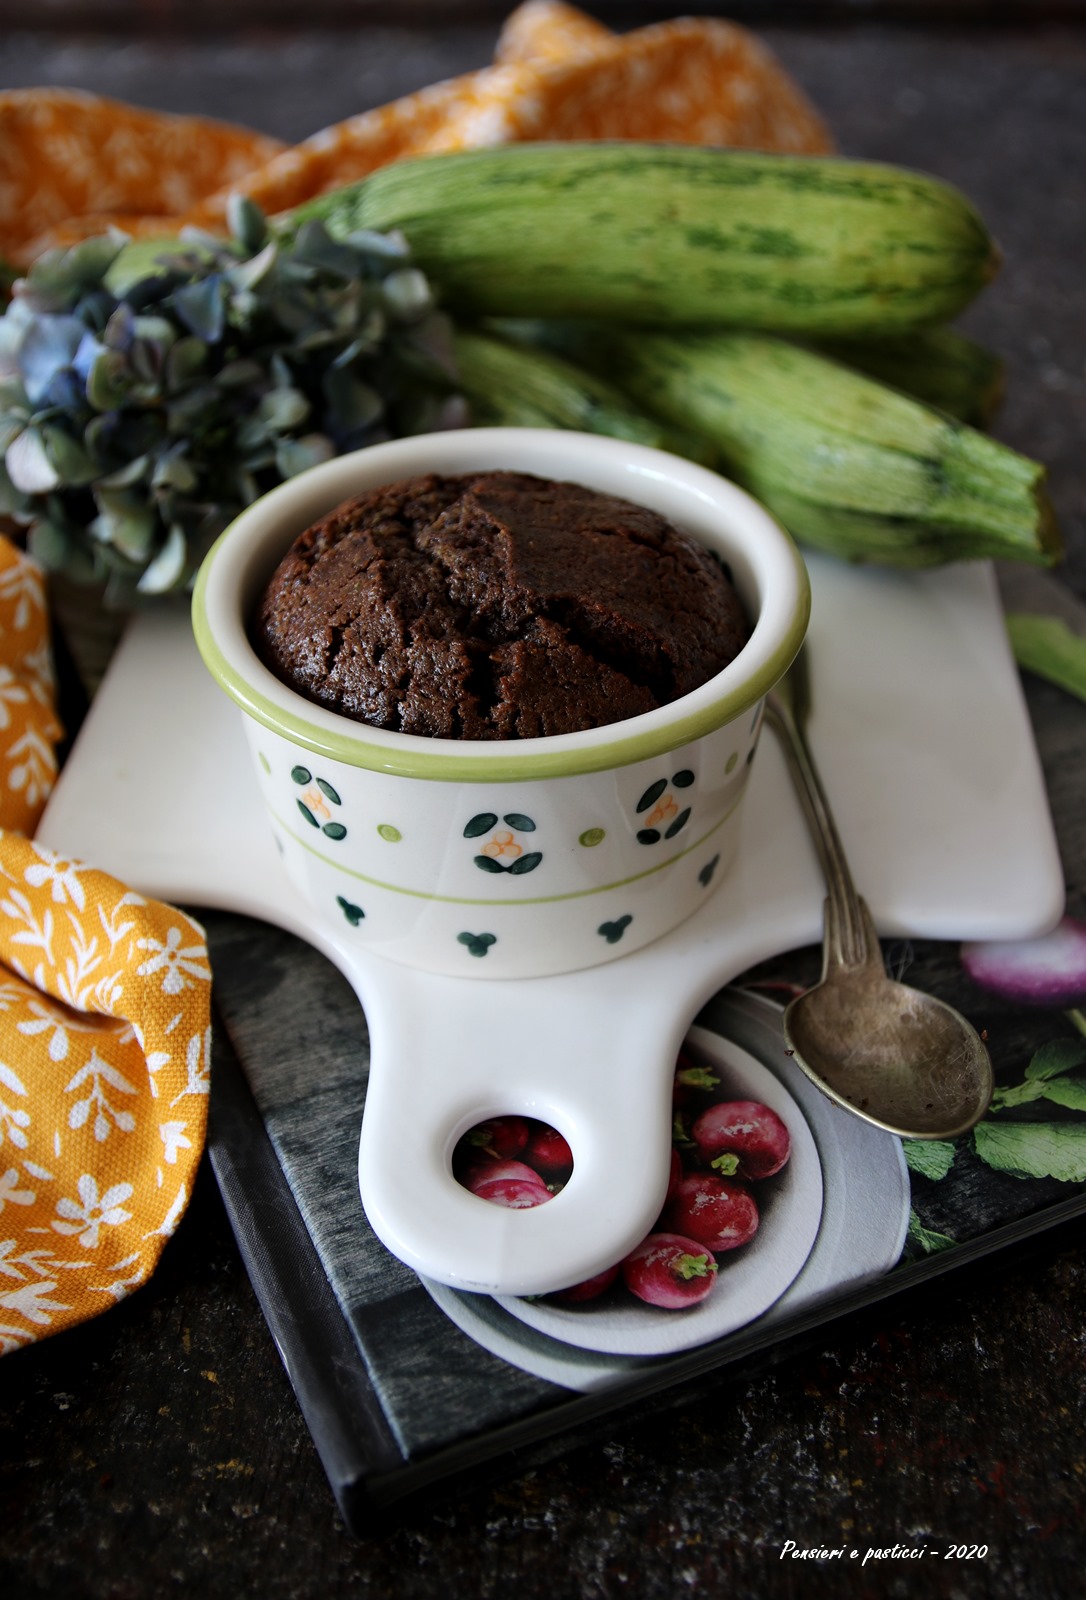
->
(961, 916), (1086, 1012)
(621, 1232), (718, 1309)
(691, 1099), (791, 1179)
(459, 1115), (530, 1162)
(463, 1159), (551, 1209)
(672, 1048), (720, 1107)
(662, 1171), (759, 1253)
(524, 1123), (574, 1181)
(549, 1264), (621, 1304)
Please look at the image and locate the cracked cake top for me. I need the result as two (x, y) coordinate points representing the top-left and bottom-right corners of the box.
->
(253, 470), (750, 740)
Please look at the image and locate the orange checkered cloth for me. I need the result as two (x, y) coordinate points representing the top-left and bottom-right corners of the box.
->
(0, 2), (829, 1349)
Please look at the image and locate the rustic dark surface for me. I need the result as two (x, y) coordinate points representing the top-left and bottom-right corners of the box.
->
(2, 13), (1086, 1596)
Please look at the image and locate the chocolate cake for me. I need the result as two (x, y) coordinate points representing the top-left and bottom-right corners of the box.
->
(254, 470), (750, 740)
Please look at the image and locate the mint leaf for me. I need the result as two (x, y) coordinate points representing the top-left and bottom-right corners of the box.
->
(989, 1081), (1046, 1111)
(907, 1210), (957, 1254)
(902, 1139), (957, 1180)
(1040, 1076), (1086, 1112)
(991, 1038), (1086, 1111)
(973, 1121), (1086, 1182)
(1024, 1037), (1086, 1081)
(1006, 613), (1086, 703)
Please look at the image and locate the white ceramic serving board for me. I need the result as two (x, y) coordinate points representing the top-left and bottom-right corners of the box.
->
(423, 992), (912, 1390)
(36, 554), (1065, 1296)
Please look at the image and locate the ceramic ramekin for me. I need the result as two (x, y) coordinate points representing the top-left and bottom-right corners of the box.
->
(192, 428), (809, 979)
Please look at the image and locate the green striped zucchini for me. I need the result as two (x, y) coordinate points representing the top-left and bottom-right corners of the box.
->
(814, 327), (1005, 426)
(285, 142), (999, 337)
(479, 322), (1059, 568)
(490, 316), (1006, 428)
(449, 325), (715, 462)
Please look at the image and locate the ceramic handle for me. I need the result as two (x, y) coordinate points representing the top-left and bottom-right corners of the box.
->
(344, 955), (683, 1297)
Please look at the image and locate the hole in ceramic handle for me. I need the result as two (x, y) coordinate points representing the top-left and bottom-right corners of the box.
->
(359, 1084), (672, 1295)
(453, 1115), (575, 1207)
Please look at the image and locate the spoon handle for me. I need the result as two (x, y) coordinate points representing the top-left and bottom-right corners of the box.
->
(765, 659), (876, 973)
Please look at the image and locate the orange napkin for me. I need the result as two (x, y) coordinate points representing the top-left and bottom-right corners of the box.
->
(0, 1), (832, 265)
(0, 2), (830, 1350)
(0, 540), (211, 1353)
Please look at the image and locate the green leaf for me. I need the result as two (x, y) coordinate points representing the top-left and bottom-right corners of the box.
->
(90, 489), (156, 561)
(1006, 612), (1086, 703)
(991, 1037), (1086, 1110)
(86, 347), (135, 410)
(973, 1120), (1086, 1182)
(291, 220), (363, 281)
(902, 1139), (958, 1180)
(228, 194), (268, 255)
(97, 453), (151, 490)
(164, 336), (208, 393)
(274, 433), (334, 479)
(0, 461), (30, 517)
(151, 448), (197, 494)
(345, 227), (411, 263)
(101, 236), (186, 296)
(675, 1252), (716, 1281)
(382, 266), (432, 321)
(173, 275), (226, 343)
(28, 234), (125, 300)
(906, 1210), (957, 1254)
(1024, 1037), (1086, 1080)
(5, 426), (60, 492)
(215, 357), (264, 389)
(136, 523), (188, 594)
(131, 313), (176, 345)
(259, 385), (310, 432)
(1040, 1076), (1086, 1111)
(0, 410), (30, 454)
(25, 516), (78, 574)
(322, 367), (384, 435)
(41, 424), (97, 485)
(228, 238), (275, 290)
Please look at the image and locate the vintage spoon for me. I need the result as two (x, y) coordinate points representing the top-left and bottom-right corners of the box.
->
(764, 658), (993, 1140)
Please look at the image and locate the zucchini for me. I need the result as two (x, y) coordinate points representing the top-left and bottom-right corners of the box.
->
(284, 142), (999, 337)
(489, 322), (1059, 568)
(449, 325), (716, 463)
(492, 316), (1006, 428)
(814, 327), (1005, 426)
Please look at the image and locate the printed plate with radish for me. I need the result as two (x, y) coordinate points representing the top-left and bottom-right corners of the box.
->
(455, 1033), (823, 1357)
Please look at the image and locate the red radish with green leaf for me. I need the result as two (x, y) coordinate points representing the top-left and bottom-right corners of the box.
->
(661, 1171), (760, 1253)
(461, 1115), (530, 1161)
(621, 1232), (718, 1309)
(672, 1049), (720, 1107)
(691, 1099), (791, 1179)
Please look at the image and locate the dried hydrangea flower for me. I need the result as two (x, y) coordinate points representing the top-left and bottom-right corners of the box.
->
(0, 198), (460, 605)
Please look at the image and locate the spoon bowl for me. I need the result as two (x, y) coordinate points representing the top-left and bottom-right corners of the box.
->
(766, 664), (993, 1141)
(782, 894), (994, 1138)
